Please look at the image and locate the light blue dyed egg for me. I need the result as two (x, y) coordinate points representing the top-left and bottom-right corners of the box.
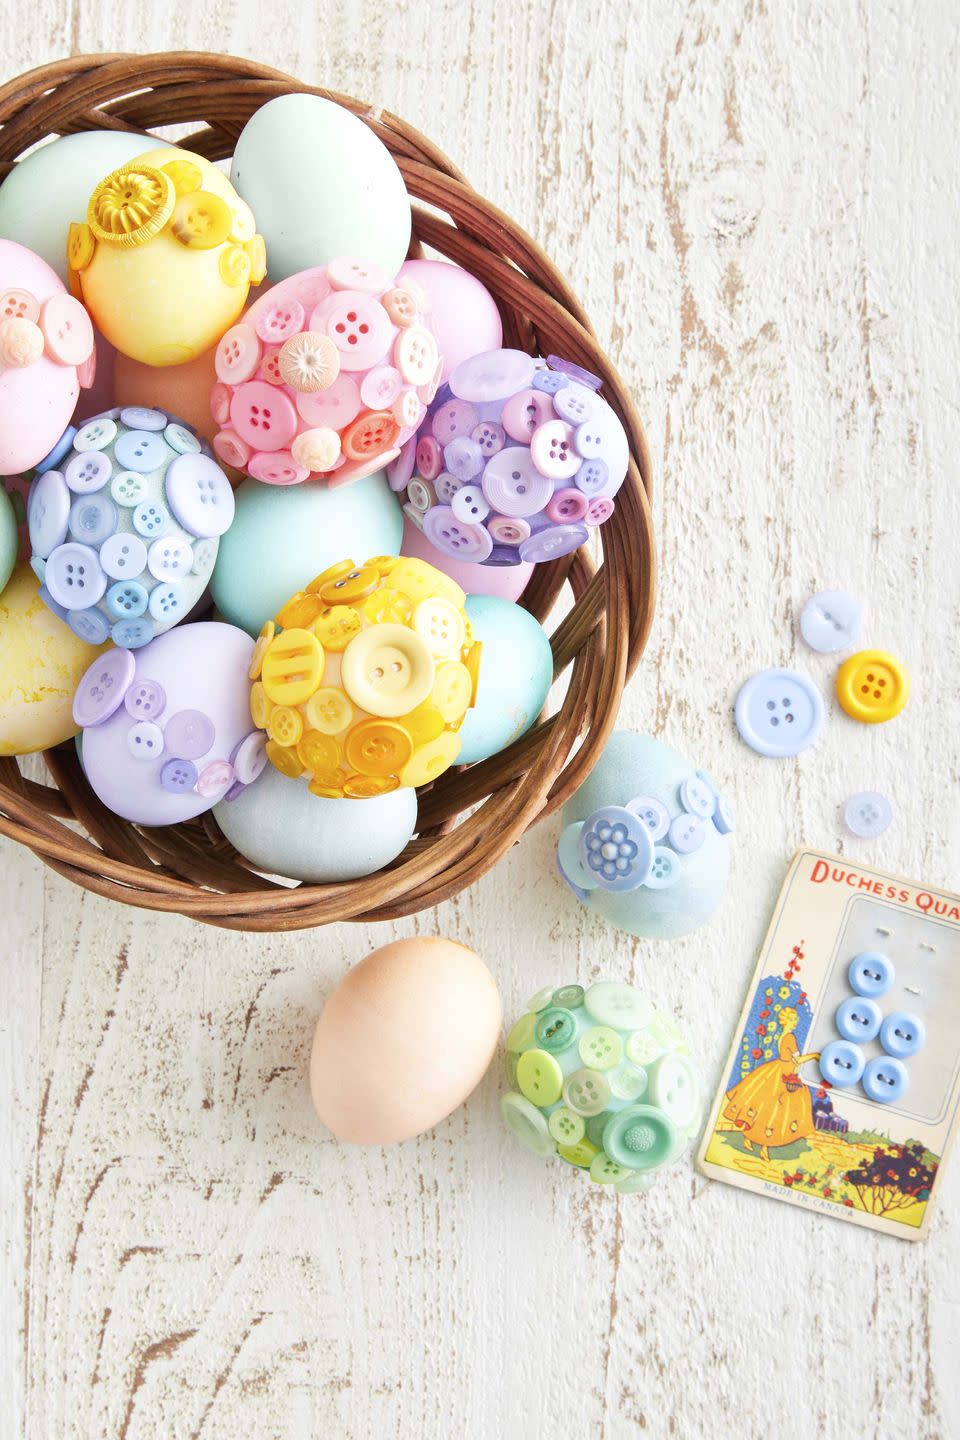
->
(213, 763), (417, 883)
(0, 130), (151, 280)
(211, 473), (403, 636)
(560, 732), (733, 940)
(231, 95), (411, 282)
(458, 595), (553, 765)
(0, 486), (17, 594)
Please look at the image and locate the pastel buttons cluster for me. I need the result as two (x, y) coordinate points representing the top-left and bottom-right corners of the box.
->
(212, 258), (436, 487)
(70, 146), (266, 366)
(501, 980), (702, 1193)
(734, 667), (825, 758)
(76, 622), (260, 825)
(819, 951), (924, 1104)
(27, 406), (234, 649)
(0, 238), (96, 475)
(249, 554), (480, 798)
(391, 348), (629, 566)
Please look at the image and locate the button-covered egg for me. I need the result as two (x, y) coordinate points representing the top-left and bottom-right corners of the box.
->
(0, 239), (96, 475)
(0, 563), (108, 755)
(249, 555), (478, 798)
(231, 95), (411, 282)
(70, 147), (266, 365)
(27, 407), (234, 650)
(456, 594), (553, 764)
(211, 259), (436, 486)
(501, 980), (702, 1194)
(0, 485), (17, 593)
(397, 259), (502, 381)
(77, 621), (258, 824)
(310, 937), (501, 1144)
(213, 760), (417, 882)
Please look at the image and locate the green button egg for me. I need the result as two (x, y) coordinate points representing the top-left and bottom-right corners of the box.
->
(0, 486), (17, 594)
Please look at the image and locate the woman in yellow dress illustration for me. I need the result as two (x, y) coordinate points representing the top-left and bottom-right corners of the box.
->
(721, 1008), (820, 1161)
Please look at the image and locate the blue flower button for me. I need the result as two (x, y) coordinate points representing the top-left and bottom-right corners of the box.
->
(734, 667), (824, 758)
(862, 1055), (908, 1104)
(577, 806), (653, 893)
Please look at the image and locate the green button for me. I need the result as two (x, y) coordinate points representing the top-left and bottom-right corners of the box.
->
(525, 985), (557, 1013)
(562, 1067), (611, 1116)
(535, 1006), (578, 1053)
(504, 1051), (518, 1089)
(516, 1048), (563, 1107)
(579, 1025), (623, 1070)
(615, 1170), (657, 1195)
(609, 1060), (648, 1100)
(648, 1053), (701, 1130)
(557, 1138), (598, 1168)
(500, 1092), (554, 1156)
(584, 981), (654, 1031)
(585, 1113), (609, 1148)
(626, 1028), (666, 1066)
(553, 984), (585, 1009)
(646, 1013), (687, 1051)
(602, 1104), (680, 1172)
(506, 1012), (537, 1052)
(548, 1106), (585, 1145)
(590, 1151), (630, 1185)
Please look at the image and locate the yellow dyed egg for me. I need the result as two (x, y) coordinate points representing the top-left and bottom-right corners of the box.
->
(71, 146), (266, 366)
(0, 564), (109, 755)
(251, 555), (480, 797)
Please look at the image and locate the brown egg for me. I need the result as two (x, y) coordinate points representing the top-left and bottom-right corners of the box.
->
(309, 937), (501, 1144)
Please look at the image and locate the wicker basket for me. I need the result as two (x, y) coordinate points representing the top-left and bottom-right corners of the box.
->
(0, 52), (655, 931)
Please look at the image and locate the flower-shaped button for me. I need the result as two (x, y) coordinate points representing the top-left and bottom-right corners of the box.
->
(818, 1040), (865, 1088)
(862, 1056), (908, 1104)
(835, 996), (882, 1044)
(578, 806), (653, 892)
(835, 650), (909, 725)
(735, 667), (824, 758)
(278, 331), (339, 393)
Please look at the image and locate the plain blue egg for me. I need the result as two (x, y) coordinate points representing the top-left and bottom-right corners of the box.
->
(211, 473), (403, 636)
(214, 763), (418, 883)
(458, 595), (553, 765)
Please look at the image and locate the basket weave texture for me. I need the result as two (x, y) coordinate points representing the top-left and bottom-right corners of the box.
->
(0, 52), (655, 931)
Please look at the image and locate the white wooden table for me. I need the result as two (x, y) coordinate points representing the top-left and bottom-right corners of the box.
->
(2, 3), (958, 1436)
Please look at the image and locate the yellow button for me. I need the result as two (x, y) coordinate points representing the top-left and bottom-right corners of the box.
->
(431, 661), (472, 724)
(308, 777), (344, 799)
(403, 703), (445, 746)
(364, 587), (413, 626)
(319, 565), (379, 606)
(261, 628), (324, 705)
(266, 739), (304, 778)
(341, 623), (435, 719)
(557, 1138), (600, 1169)
(297, 729), (342, 777)
(66, 221), (95, 272)
(464, 641), (482, 707)
(267, 704), (303, 747)
(161, 158), (202, 196)
(228, 199), (256, 242)
(367, 555), (400, 577)
(836, 649), (909, 724)
(246, 233), (267, 285)
(291, 426), (341, 474)
(249, 680), (273, 729)
(516, 1048), (564, 1107)
(343, 773), (401, 798)
(413, 597), (466, 658)
(275, 590), (323, 630)
(398, 730), (461, 787)
(219, 244), (251, 287)
(307, 560), (355, 593)
(248, 620), (275, 681)
(88, 165), (175, 247)
(171, 190), (232, 249)
(311, 604), (362, 651)
(305, 687), (353, 735)
(345, 719), (413, 777)
(387, 557), (465, 609)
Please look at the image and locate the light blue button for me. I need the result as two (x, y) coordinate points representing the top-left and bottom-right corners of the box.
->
(818, 1040), (865, 1087)
(835, 996), (881, 1043)
(132, 501), (170, 538)
(67, 607), (110, 645)
(668, 813), (704, 854)
(74, 416), (118, 452)
(578, 805), (653, 892)
(574, 456), (609, 496)
(735, 667), (824, 758)
(119, 406), (168, 432)
(44, 542), (106, 609)
(553, 383), (595, 426)
(68, 492), (118, 546)
(532, 369), (568, 395)
(645, 846), (680, 889)
(880, 1011), (925, 1059)
(148, 582), (184, 623)
(28, 468), (70, 557)
(625, 794), (670, 841)
(111, 616), (155, 649)
(114, 428), (170, 473)
(799, 588), (862, 654)
(38, 584), (68, 622)
(557, 820), (597, 894)
(164, 422), (201, 455)
(34, 425), (76, 474)
(679, 776), (716, 820)
(111, 470), (148, 507)
(64, 449), (111, 494)
(848, 951), (894, 998)
(106, 580), (148, 619)
(713, 793), (736, 834)
(100, 533), (148, 580)
(843, 791), (892, 839)
(862, 1055), (908, 1104)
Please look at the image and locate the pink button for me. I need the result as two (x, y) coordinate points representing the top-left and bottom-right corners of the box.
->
(327, 449), (400, 490)
(229, 381), (298, 452)
(546, 488), (588, 523)
(196, 759), (235, 800)
(293, 270), (331, 308)
(395, 326), (439, 386)
(472, 421), (505, 457)
(360, 365), (403, 410)
(215, 324), (261, 383)
(387, 436), (417, 493)
(392, 387), (424, 429)
(248, 450), (309, 486)
(76, 346), (96, 390)
(311, 291), (391, 371)
(40, 294), (94, 367)
(488, 514), (531, 546)
(501, 388), (553, 443)
(327, 257), (391, 294)
(295, 373), (362, 430)
(423, 505), (493, 562)
(585, 495), (615, 526)
(431, 398), (478, 444)
(481, 446), (552, 517)
(415, 435), (443, 482)
(253, 297), (305, 345)
(210, 382), (232, 424)
(258, 347), (284, 385)
(530, 420), (581, 480)
(213, 429), (251, 469)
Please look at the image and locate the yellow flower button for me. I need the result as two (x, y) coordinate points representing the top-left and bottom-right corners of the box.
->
(261, 628), (324, 705)
(266, 739), (304, 778)
(364, 586), (413, 626)
(836, 649), (909, 724)
(248, 620), (275, 681)
(431, 661), (472, 723)
(171, 190), (232, 249)
(413, 597), (466, 658)
(340, 623), (435, 719)
(304, 687), (353, 735)
(88, 164), (175, 246)
(311, 604), (363, 651)
(319, 565), (379, 606)
(516, 1048), (564, 1107)
(267, 704), (303, 748)
(345, 719), (413, 777)
(398, 730), (461, 787)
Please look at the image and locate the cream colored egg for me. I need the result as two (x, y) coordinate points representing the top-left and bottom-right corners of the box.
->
(310, 938), (501, 1144)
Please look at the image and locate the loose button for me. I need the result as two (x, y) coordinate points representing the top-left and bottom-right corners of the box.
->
(278, 330), (340, 393)
(553, 382), (595, 426)
(253, 297), (305, 345)
(295, 373), (363, 430)
(312, 290), (392, 370)
(548, 1107), (585, 1144)
(65, 450), (111, 495)
(799, 588), (862, 653)
(602, 1104), (680, 1172)
(818, 1039), (865, 1087)
(113, 429), (170, 474)
(45, 542), (106, 608)
(835, 649), (909, 725)
(423, 506), (493, 562)
(579, 1025), (624, 1070)
(625, 794), (670, 841)
(74, 416), (118, 451)
(471, 420), (506, 457)
(668, 813), (705, 854)
(562, 1067), (611, 1117)
(584, 982), (653, 1032)
(160, 757), (198, 794)
(443, 436), (484, 482)
(164, 708), (216, 760)
(230, 381), (298, 453)
(196, 760), (235, 800)
(231, 730), (268, 786)
(517, 523), (588, 563)
(345, 719), (413, 777)
(608, 1061), (648, 1101)
(501, 388), (553, 442)
(645, 846), (680, 889)
(835, 996), (882, 1043)
(262, 628), (325, 705)
(481, 446), (552, 517)
(734, 667), (824, 758)
(534, 1007), (578, 1053)
(148, 582), (185, 623)
(843, 791), (892, 839)
(124, 679), (166, 720)
(879, 1011), (925, 1059)
(516, 1048), (564, 1107)
(39, 293), (93, 366)
(35, 425), (77, 475)
(73, 648), (136, 727)
(111, 470), (148, 507)
(127, 720), (164, 761)
(862, 1056), (909, 1104)
(579, 805), (653, 891)
(119, 406), (166, 433)
(529, 419), (580, 480)
(28, 469), (70, 557)
(340, 622), (434, 718)
(413, 597), (466, 657)
(69, 492), (117, 545)
(67, 608), (109, 645)
(449, 349), (536, 403)
(165, 453), (235, 538)
(111, 617), (155, 649)
(647, 1053), (700, 1129)
(500, 1092), (554, 1156)
(848, 951), (894, 998)
(679, 776), (716, 820)
(215, 323), (262, 383)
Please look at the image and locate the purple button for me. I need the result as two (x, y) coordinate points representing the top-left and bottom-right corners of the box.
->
(164, 453), (235, 539)
(163, 708), (215, 760)
(553, 383), (595, 425)
(231, 730), (267, 785)
(160, 757), (198, 793)
(67, 607), (110, 645)
(546, 356), (602, 391)
(449, 348), (536, 403)
(387, 436), (417, 493)
(127, 721), (164, 761)
(532, 369), (569, 395)
(625, 794), (670, 841)
(431, 398), (478, 444)
(574, 457), (610, 496)
(518, 523), (588, 563)
(668, 813), (705, 854)
(124, 679), (166, 721)
(443, 436), (484, 481)
(481, 447), (552, 518)
(28, 469), (70, 557)
(223, 780), (247, 802)
(471, 421), (505, 456)
(484, 544), (523, 567)
(423, 506), (493, 562)
(73, 648), (136, 728)
(578, 805), (654, 893)
(434, 473), (463, 504)
(64, 450), (111, 495)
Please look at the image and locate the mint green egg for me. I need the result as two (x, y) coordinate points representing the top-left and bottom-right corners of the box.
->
(0, 130), (151, 280)
(458, 595), (554, 765)
(211, 472), (403, 637)
(0, 486), (17, 594)
(231, 94), (411, 282)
